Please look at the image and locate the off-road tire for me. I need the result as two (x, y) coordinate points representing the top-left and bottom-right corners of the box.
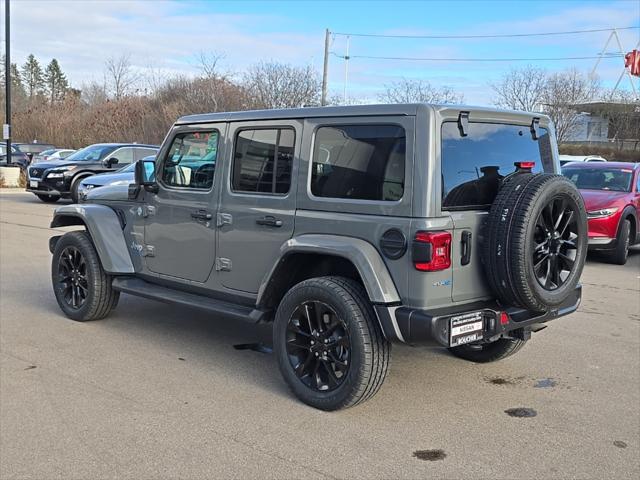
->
(36, 193), (60, 203)
(51, 231), (119, 321)
(483, 173), (588, 312)
(274, 276), (390, 411)
(448, 338), (527, 363)
(606, 219), (630, 265)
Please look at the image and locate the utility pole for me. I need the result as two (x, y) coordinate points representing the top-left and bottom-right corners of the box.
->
(321, 29), (330, 106)
(4, 0), (11, 164)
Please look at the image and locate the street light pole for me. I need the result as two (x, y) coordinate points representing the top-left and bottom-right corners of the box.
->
(4, 0), (11, 164)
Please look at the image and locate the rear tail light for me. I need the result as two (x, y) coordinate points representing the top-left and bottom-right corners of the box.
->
(515, 161), (535, 171)
(413, 231), (451, 271)
(499, 311), (510, 325)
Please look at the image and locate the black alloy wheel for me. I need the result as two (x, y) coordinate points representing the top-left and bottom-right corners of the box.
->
(57, 246), (89, 309)
(532, 196), (579, 291)
(286, 301), (350, 392)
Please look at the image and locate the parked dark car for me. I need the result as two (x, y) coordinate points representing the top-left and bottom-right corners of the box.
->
(78, 155), (155, 200)
(26, 143), (159, 203)
(0, 145), (31, 169)
(13, 142), (56, 163)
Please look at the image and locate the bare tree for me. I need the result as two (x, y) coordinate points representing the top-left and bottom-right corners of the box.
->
(81, 80), (108, 106)
(105, 54), (139, 99)
(596, 90), (640, 150)
(379, 78), (463, 104)
(196, 51), (227, 79)
(543, 69), (600, 143)
(490, 65), (547, 111)
(243, 61), (321, 109)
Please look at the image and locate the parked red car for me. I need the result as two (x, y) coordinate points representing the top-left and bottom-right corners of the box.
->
(562, 161), (640, 264)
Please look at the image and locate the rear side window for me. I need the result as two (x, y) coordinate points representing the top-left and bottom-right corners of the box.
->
(441, 122), (553, 210)
(311, 125), (405, 201)
(232, 128), (295, 194)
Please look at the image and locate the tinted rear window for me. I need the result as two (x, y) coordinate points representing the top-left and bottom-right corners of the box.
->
(311, 125), (405, 201)
(441, 122), (553, 209)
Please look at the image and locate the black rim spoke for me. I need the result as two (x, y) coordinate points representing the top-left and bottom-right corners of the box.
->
(533, 196), (581, 292)
(286, 300), (350, 393)
(57, 246), (88, 310)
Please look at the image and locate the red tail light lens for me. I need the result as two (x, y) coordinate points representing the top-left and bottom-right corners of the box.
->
(500, 311), (510, 325)
(413, 231), (451, 271)
(515, 161), (535, 170)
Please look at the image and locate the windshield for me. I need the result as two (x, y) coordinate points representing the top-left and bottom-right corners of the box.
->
(64, 144), (118, 162)
(562, 167), (633, 192)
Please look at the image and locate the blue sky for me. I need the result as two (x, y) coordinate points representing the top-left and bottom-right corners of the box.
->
(4, 0), (639, 104)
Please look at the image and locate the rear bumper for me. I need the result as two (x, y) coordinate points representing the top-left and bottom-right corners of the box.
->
(375, 285), (582, 346)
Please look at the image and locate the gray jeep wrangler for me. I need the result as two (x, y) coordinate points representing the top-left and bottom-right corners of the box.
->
(49, 104), (587, 410)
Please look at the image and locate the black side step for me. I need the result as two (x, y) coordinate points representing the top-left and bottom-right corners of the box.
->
(111, 277), (268, 323)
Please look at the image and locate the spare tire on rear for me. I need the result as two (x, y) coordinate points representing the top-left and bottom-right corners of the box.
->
(482, 173), (587, 312)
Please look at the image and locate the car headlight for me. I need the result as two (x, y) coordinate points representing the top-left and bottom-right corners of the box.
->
(82, 184), (96, 190)
(587, 208), (619, 219)
(46, 166), (76, 178)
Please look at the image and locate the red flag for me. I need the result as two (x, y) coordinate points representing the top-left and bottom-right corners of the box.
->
(625, 49), (640, 77)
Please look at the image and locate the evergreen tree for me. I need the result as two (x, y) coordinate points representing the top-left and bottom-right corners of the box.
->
(0, 56), (26, 100)
(44, 58), (68, 103)
(21, 53), (44, 97)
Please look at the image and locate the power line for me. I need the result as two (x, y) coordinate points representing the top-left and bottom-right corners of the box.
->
(330, 52), (624, 62)
(332, 26), (639, 40)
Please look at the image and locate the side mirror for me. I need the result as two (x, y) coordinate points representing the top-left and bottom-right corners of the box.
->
(103, 157), (119, 167)
(134, 159), (158, 191)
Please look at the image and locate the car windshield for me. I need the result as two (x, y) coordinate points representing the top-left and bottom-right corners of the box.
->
(39, 149), (56, 156)
(64, 145), (118, 162)
(562, 167), (633, 192)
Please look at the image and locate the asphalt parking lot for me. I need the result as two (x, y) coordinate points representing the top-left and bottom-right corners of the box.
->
(1, 189), (638, 480)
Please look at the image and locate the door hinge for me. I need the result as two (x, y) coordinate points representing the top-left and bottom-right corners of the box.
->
(143, 245), (155, 257)
(217, 213), (233, 227)
(215, 257), (232, 271)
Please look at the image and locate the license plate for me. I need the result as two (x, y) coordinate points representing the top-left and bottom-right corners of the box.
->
(29, 180), (38, 188)
(449, 311), (484, 347)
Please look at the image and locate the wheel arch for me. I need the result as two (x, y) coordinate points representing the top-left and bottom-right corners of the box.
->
(621, 206), (638, 244)
(257, 234), (401, 311)
(50, 204), (135, 274)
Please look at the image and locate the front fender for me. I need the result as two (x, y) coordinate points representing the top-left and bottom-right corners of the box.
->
(258, 234), (401, 305)
(50, 204), (134, 274)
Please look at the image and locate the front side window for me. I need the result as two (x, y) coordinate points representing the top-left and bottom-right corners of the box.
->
(232, 128), (294, 194)
(162, 131), (219, 189)
(110, 147), (134, 165)
(311, 125), (405, 201)
(441, 122), (553, 209)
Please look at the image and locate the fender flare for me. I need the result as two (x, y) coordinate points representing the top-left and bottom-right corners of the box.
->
(50, 204), (135, 274)
(620, 205), (638, 242)
(257, 234), (401, 306)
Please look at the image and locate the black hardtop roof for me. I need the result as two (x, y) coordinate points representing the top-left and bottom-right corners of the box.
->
(175, 103), (544, 125)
